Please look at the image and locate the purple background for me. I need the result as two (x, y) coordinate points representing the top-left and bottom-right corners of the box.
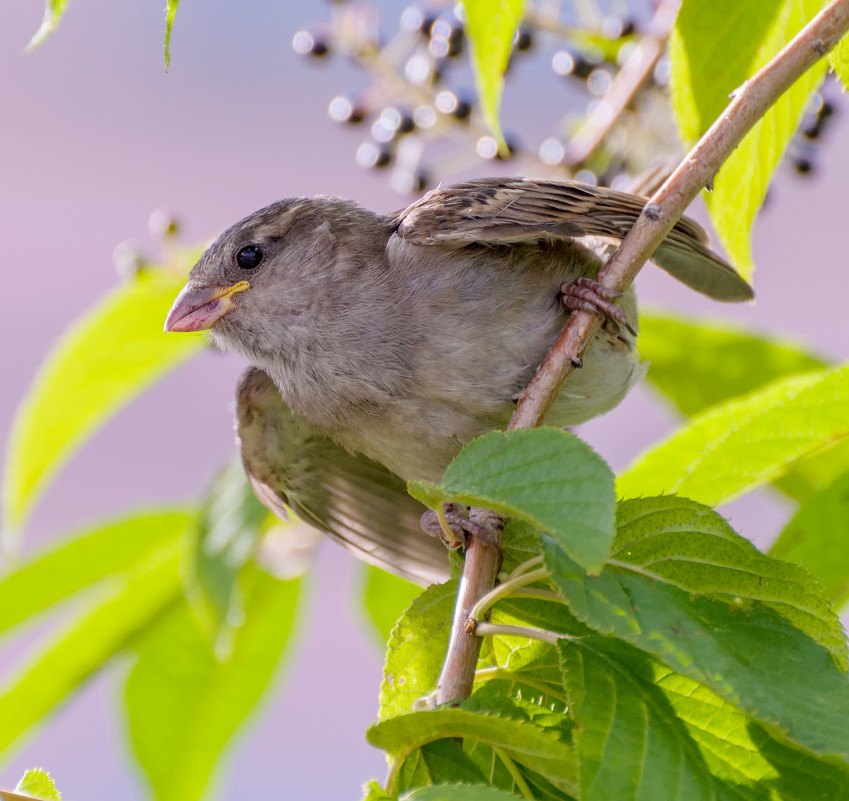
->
(2, 1), (847, 798)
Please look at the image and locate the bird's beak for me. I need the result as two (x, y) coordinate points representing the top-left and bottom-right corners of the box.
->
(164, 281), (250, 333)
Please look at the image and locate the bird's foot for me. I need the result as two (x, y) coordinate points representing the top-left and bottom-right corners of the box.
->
(561, 277), (636, 337)
(420, 504), (506, 552)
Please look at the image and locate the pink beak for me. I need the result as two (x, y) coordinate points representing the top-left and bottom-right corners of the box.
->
(164, 280), (250, 333)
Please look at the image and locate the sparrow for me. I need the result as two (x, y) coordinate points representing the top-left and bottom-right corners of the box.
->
(165, 178), (752, 584)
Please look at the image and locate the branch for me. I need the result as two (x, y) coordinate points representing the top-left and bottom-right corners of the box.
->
(563, 0), (680, 169)
(511, 0), (849, 430)
(434, 0), (849, 705)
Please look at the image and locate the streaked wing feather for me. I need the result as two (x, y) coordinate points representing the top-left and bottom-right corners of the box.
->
(394, 177), (753, 302)
(236, 368), (449, 586)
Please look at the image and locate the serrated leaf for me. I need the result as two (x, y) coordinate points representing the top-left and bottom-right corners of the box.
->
(637, 311), (849, 503)
(13, 769), (61, 801)
(183, 460), (270, 650)
(656, 665), (849, 800)
(0, 508), (190, 640)
(25, 0), (69, 51)
(125, 565), (301, 801)
(164, 0), (180, 70)
(403, 785), (527, 800)
(613, 496), (846, 669)
(395, 741), (488, 795)
(409, 429), (616, 574)
(670, 0), (826, 280)
(369, 707), (577, 798)
(3, 264), (203, 539)
(362, 781), (395, 801)
(462, 0), (525, 151)
(0, 543), (181, 757)
(639, 312), (826, 418)
(363, 565), (422, 647)
(543, 539), (849, 763)
(831, 33), (849, 89)
(617, 364), (849, 506)
(380, 581), (457, 720)
(771, 471), (849, 610)
(559, 638), (734, 801)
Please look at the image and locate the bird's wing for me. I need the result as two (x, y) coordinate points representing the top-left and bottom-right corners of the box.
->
(235, 367), (449, 586)
(394, 177), (753, 302)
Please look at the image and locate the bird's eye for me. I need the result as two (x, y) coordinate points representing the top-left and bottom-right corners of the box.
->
(236, 245), (263, 270)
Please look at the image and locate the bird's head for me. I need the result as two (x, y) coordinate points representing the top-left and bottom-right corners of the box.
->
(164, 196), (362, 356)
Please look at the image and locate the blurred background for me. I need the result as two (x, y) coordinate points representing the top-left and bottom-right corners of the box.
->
(1, 0), (847, 798)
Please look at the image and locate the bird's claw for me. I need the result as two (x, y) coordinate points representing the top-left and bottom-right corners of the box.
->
(561, 277), (636, 337)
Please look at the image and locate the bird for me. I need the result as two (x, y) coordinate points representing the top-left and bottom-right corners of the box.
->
(164, 177), (752, 585)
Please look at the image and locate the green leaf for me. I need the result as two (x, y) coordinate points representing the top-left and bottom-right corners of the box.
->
(829, 33), (849, 91)
(25, 0), (70, 51)
(125, 565), (302, 801)
(403, 785), (526, 800)
(0, 542), (181, 757)
(363, 565), (422, 647)
(13, 769), (61, 801)
(3, 264), (203, 539)
(182, 460), (270, 650)
(362, 781), (395, 801)
(368, 706), (577, 798)
(395, 741), (488, 795)
(559, 638), (731, 801)
(380, 581), (457, 720)
(409, 428), (616, 574)
(617, 364), (849, 506)
(164, 0), (180, 70)
(614, 496), (846, 669)
(0, 508), (190, 639)
(657, 665), (849, 800)
(639, 312), (826, 417)
(771, 471), (849, 610)
(670, 0), (826, 280)
(543, 540), (849, 763)
(461, 0), (525, 152)
(637, 311), (849, 503)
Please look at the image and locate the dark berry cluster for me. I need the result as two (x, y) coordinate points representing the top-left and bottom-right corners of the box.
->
(786, 84), (839, 177)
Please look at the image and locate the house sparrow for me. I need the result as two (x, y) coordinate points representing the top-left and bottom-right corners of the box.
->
(165, 178), (752, 584)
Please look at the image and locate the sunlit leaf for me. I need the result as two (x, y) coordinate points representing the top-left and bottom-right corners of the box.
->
(362, 565), (421, 647)
(0, 508), (190, 640)
(125, 565), (302, 801)
(13, 769), (61, 801)
(639, 312), (826, 418)
(380, 581), (457, 721)
(771, 471), (849, 610)
(462, 0), (525, 152)
(3, 262), (202, 539)
(614, 496), (846, 669)
(369, 706), (577, 798)
(164, 0), (180, 70)
(182, 460), (269, 650)
(559, 638), (731, 801)
(617, 364), (849, 506)
(830, 33), (849, 90)
(25, 0), (70, 51)
(0, 543), (181, 756)
(670, 0), (826, 280)
(543, 540), (849, 763)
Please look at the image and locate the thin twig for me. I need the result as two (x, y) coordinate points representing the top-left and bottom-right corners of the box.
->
(511, 0), (849, 430)
(564, 0), (680, 168)
(434, 0), (849, 707)
(475, 622), (574, 645)
(469, 567), (551, 622)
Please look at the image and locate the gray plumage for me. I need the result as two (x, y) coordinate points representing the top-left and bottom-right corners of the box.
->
(167, 178), (752, 584)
